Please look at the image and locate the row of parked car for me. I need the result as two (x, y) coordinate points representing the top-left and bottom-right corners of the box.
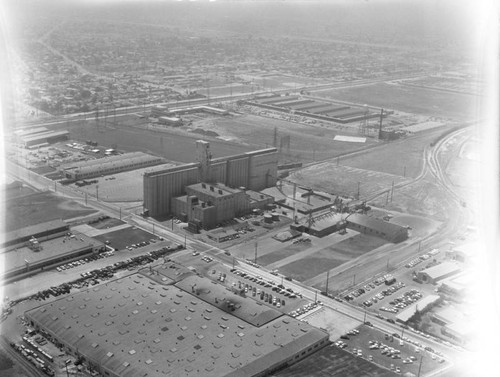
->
(362, 281), (406, 307)
(389, 289), (423, 309)
(56, 251), (114, 272)
(125, 238), (162, 251)
(231, 268), (300, 298)
(288, 301), (322, 318)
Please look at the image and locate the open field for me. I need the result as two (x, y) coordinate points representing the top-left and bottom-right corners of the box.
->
(278, 234), (387, 282)
(4, 191), (96, 231)
(273, 343), (397, 377)
(289, 164), (411, 199)
(211, 113), (379, 163)
(334, 127), (450, 178)
(313, 82), (476, 120)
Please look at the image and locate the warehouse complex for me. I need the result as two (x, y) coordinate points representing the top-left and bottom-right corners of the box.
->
(25, 267), (329, 377)
(143, 140), (278, 217)
(62, 152), (164, 180)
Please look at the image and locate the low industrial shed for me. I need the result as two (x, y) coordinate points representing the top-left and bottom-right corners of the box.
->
(417, 262), (462, 284)
(346, 214), (409, 243)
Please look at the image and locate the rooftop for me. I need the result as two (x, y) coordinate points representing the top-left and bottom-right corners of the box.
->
(3, 219), (68, 246)
(346, 214), (408, 240)
(419, 262), (462, 280)
(395, 295), (440, 323)
(4, 231), (103, 274)
(25, 270), (328, 377)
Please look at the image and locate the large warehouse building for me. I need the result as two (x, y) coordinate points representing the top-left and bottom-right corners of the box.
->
(62, 152), (164, 180)
(25, 267), (329, 377)
(143, 140), (278, 217)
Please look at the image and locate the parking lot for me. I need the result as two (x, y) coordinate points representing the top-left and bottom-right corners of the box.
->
(342, 248), (446, 321)
(334, 324), (448, 375)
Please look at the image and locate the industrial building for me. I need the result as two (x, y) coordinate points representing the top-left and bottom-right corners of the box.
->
(1, 219), (69, 250)
(290, 211), (344, 237)
(2, 231), (105, 282)
(172, 182), (273, 230)
(345, 214), (409, 243)
(62, 152), (164, 180)
(151, 105), (228, 118)
(25, 268), (329, 377)
(143, 140), (278, 217)
(18, 129), (69, 148)
(158, 116), (182, 127)
(417, 262), (462, 284)
(395, 295), (441, 323)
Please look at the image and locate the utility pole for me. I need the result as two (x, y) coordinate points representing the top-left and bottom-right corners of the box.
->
(357, 182), (360, 200)
(417, 355), (424, 377)
(314, 289), (318, 303)
(325, 270), (330, 297)
(152, 223), (155, 235)
(54, 181), (57, 192)
(352, 274), (356, 286)
(254, 241), (258, 264)
(363, 310), (367, 323)
(96, 185), (99, 200)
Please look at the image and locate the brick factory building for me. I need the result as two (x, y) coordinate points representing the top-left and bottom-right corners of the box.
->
(143, 140), (278, 217)
(25, 266), (329, 377)
(172, 182), (273, 230)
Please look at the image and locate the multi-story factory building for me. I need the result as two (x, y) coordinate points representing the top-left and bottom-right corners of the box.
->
(143, 140), (278, 218)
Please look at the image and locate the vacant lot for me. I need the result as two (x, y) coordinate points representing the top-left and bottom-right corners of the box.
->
(93, 226), (155, 250)
(278, 234), (387, 282)
(5, 191), (96, 231)
(335, 127), (452, 178)
(273, 344), (397, 377)
(289, 164), (411, 199)
(313, 82), (476, 120)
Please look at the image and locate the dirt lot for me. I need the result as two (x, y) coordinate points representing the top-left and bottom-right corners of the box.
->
(4, 191), (97, 232)
(313, 82), (476, 120)
(278, 234), (387, 282)
(289, 164), (411, 199)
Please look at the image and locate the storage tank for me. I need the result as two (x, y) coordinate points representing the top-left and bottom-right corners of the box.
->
(263, 214), (273, 224)
(271, 212), (280, 221)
